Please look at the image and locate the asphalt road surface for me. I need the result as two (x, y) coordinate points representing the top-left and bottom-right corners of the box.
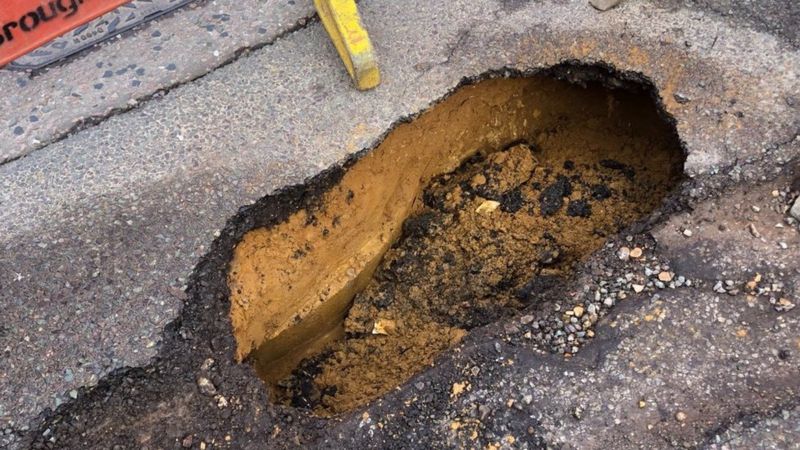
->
(1, 0), (798, 448)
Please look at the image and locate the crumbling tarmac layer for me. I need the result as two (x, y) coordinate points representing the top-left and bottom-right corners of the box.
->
(1, 0), (799, 448)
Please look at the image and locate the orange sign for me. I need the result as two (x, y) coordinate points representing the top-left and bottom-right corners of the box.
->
(0, 0), (131, 67)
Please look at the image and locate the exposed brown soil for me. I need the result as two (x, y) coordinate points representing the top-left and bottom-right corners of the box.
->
(227, 76), (683, 417)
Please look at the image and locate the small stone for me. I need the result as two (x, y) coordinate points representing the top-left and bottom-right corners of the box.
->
(589, 0), (622, 11)
(776, 298), (795, 312)
(736, 329), (748, 338)
(573, 306), (585, 317)
(471, 173), (487, 187)
(603, 297), (614, 307)
(748, 223), (761, 238)
(751, 205), (761, 213)
(182, 435), (194, 448)
(371, 318), (397, 335)
(201, 358), (215, 371)
(451, 382), (468, 397)
(475, 200), (501, 214)
(675, 411), (687, 422)
(638, 399), (646, 408)
(632, 284), (645, 293)
(682, 229), (693, 237)
(790, 198), (800, 220)
(673, 93), (690, 104)
(658, 271), (673, 282)
(197, 377), (217, 396)
(629, 247), (643, 258)
(520, 314), (535, 325)
(618, 246), (631, 260)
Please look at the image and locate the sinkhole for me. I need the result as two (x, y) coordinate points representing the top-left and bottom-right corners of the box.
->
(227, 70), (685, 417)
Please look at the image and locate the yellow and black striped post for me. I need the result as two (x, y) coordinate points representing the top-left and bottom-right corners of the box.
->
(314, 0), (381, 90)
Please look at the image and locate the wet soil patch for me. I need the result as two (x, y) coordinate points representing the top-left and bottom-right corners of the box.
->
(228, 74), (684, 416)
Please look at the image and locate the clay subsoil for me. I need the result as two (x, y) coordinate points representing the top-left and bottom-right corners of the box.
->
(275, 109), (682, 415)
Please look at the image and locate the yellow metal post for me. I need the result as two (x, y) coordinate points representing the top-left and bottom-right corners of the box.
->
(314, 0), (381, 90)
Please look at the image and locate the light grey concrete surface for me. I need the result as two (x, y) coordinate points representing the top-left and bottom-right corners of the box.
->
(0, 0), (798, 445)
(0, 0), (316, 164)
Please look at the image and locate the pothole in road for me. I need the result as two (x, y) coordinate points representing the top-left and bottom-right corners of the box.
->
(227, 72), (685, 417)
